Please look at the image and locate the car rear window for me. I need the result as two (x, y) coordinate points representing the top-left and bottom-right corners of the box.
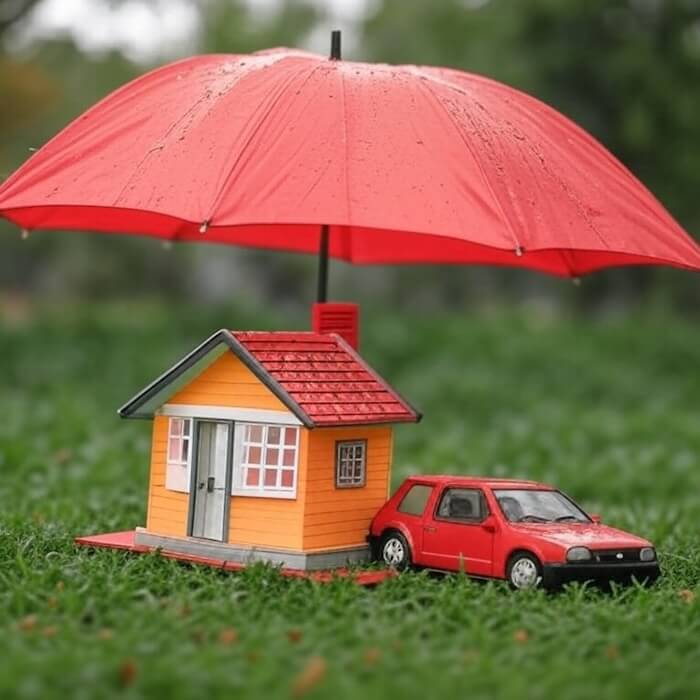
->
(398, 484), (433, 516)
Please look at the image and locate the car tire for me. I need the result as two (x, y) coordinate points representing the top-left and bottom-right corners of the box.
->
(379, 530), (412, 570)
(506, 552), (542, 589)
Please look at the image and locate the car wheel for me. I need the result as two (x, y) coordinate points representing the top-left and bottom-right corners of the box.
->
(379, 531), (411, 570)
(507, 552), (542, 589)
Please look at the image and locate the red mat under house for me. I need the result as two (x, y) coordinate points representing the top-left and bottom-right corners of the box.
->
(74, 531), (395, 586)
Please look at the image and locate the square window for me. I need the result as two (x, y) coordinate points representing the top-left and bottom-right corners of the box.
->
(235, 424), (299, 497)
(436, 488), (486, 522)
(166, 417), (192, 493)
(335, 440), (366, 488)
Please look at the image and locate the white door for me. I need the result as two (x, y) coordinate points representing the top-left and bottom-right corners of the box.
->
(190, 422), (230, 541)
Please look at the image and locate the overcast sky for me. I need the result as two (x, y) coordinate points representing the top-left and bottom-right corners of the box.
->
(18, 0), (373, 62)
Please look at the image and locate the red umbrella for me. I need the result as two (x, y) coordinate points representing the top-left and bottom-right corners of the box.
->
(1, 31), (698, 301)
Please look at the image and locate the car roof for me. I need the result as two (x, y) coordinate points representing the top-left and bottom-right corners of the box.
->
(404, 474), (554, 490)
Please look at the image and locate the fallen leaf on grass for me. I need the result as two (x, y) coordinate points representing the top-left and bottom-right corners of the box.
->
(42, 626), (57, 638)
(678, 590), (696, 604)
(605, 645), (620, 660)
(363, 647), (381, 666)
(18, 615), (37, 632)
(97, 628), (114, 641)
(513, 629), (529, 644)
(291, 656), (327, 697)
(118, 659), (138, 688)
(287, 628), (303, 644)
(219, 628), (239, 646)
(54, 448), (73, 464)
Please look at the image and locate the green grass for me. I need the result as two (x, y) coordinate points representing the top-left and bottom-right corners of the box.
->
(1, 301), (699, 699)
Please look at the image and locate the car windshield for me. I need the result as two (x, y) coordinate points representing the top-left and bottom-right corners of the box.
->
(494, 489), (590, 523)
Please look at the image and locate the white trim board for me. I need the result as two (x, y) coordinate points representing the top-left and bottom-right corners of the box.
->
(158, 404), (302, 426)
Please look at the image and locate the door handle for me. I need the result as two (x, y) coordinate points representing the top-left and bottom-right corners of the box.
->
(207, 476), (215, 493)
(423, 526), (437, 533)
(198, 481), (205, 490)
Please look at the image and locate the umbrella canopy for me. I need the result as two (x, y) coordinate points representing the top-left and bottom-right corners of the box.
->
(1, 35), (699, 297)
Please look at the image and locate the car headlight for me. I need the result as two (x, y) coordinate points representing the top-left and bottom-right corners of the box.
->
(567, 546), (593, 562)
(640, 547), (656, 562)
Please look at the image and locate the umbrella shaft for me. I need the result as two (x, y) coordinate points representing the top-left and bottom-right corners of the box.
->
(317, 224), (329, 303)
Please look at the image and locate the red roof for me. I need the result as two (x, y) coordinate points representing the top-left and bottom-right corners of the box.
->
(232, 331), (419, 426)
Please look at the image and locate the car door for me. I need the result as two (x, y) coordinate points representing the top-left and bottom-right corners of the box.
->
(420, 486), (494, 576)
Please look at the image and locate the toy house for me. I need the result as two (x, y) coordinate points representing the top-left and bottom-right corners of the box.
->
(118, 305), (420, 570)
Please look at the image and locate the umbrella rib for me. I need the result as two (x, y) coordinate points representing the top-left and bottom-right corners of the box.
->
(205, 61), (324, 225)
(409, 67), (524, 256)
(413, 69), (620, 255)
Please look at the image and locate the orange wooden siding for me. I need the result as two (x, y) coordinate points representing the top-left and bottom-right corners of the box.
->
(302, 426), (393, 552)
(168, 352), (287, 411)
(146, 415), (189, 537)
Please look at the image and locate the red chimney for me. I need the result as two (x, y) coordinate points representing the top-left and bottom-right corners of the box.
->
(312, 302), (359, 350)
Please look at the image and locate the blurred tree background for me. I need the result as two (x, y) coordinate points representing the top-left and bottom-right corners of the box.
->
(0, 0), (698, 314)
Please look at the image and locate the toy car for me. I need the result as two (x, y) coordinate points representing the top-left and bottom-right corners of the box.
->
(368, 476), (660, 588)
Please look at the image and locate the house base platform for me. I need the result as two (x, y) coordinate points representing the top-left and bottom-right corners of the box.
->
(74, 530), (395, 586)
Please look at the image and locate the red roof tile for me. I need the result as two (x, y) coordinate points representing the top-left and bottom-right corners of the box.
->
(232, 331), (419, 427)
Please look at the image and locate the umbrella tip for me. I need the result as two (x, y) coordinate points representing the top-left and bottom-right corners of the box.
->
(514, 245), (524, 257)
(199, 219), (210, 235)
(330, 30), (341, 61)
(20, 228), (30, 240)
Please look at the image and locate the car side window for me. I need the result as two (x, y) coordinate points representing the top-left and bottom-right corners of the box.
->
(397, 484), (433, 516)
(436, 488), (487, 522)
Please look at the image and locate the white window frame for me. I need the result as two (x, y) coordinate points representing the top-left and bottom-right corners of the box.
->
(335, 440), (367, 488)
(165, 417), (193, 492)
(232, 423), (299, 499)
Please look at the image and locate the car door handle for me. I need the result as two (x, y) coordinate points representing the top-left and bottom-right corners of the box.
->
(423, 526), (437, 533)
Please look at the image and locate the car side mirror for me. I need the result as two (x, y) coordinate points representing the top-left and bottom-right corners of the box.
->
(481, 515), (497, 533)
(590, 513), (602, 524)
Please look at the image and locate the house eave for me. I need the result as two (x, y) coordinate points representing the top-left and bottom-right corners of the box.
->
(117, 329), (314, 427)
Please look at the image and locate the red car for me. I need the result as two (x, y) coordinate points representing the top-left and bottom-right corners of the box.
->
(368, 476), (660, 588)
